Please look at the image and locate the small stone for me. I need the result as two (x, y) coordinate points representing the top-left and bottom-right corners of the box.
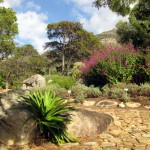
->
(145, 105), (150, 110)
(102, 146), (116, 150)
(100, 134), (114, 139)
(101, 142), (116, 147)
(142, 133), (150, 138)
(136, 137), (150, 144)
(7, 140), (14, 145)
(120, 148), (131, 150)
(133, 144), (147, 150)
(83, 100), (95, 106)
(114, 121), (122, 126)
(109, 130), (121, 136)
(62, 143), (79, 147)
(83, 142), (98, 146)
(119, 102), (125, 108)
(108, 137), (122, 143)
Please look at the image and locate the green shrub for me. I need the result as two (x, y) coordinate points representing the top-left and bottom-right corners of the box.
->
(71, 62), (83, 79)
(72, 84), (101, 102)
(0, 75), (5, 89)
(48, 84), (68, 98)
(48, 67), (60, 75)
(72, 84), (88, 102)
(23, 89), (77, 145)
(111, 88), (127, 99)
(87, 85), (102, 98)
(112, 82), (139, 97)
(140, 83), (150, 96)
(45, 75), (76, 90)
(126, 83), (139, 97)
(102, 84), (129, 101)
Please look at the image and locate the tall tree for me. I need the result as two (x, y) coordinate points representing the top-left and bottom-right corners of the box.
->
(116, 0), (150, 49)
(0, 6), (18, 60)
(45, 21), (101, 74)
(93, 0), (137, 16)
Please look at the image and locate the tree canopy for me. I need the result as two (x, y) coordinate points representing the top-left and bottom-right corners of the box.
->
(0, 45), (48, 89)
(93, 0), (150, 49)
(45, 21), (101, 74)
(93, 0), (137, 16)
(0, 6), (18, 60)
(116, 0), (150, 49)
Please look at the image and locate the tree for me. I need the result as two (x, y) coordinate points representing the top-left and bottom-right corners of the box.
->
(14, 44), (39, 57)
(93, 0), (137, 16)
(93, 0), (150, 49)
(0, 6), (18, 60)
(116, 0), (150, 49)
(45, 21), (101, 74)
(0, 45), (48, 89)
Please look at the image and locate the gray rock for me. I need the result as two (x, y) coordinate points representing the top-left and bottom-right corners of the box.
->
(67, 109), (113, 137)
(0, 90), (36, 147)
(22, 74), (46, 90)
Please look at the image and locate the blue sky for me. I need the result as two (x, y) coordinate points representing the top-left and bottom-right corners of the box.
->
(1, 0), (128, 53)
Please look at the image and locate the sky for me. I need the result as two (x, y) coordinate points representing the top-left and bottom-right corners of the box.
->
(1, 0), (128, 53)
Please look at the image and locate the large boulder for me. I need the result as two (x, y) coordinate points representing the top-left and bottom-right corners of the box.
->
(67, 109), (113, 137)
(0, 90), (36, 148)
(22, 74), (46, 90)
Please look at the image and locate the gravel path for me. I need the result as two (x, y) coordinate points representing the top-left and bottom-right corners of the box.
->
(30, 107), (150, 150)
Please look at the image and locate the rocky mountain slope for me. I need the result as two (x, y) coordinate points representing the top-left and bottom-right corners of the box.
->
(96, 29), (118, 45)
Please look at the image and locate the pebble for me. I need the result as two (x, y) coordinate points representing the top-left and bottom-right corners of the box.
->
(83, 142), (98, 146)
(83, 100), (95, 106)
(145, 105), (150, 109)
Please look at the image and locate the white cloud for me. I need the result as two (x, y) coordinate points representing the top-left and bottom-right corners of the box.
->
(17, 11), (48, 53)
(1, 0), (48, 53)
(66, 0), (128, 34)
(78, 7), (128, 34)
(66, 0), (93, 6)
(1, 0), (23, 8)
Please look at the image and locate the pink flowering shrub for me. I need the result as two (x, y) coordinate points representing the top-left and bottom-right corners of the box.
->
(145, 46), (150, 75)
(81, 44), (149, 85)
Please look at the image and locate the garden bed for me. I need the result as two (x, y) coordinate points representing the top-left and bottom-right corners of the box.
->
(82, 96), (150, 109)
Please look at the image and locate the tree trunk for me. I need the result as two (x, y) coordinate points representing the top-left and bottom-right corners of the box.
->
(5, 80), (9, 89)
(62, 53), (65, 74)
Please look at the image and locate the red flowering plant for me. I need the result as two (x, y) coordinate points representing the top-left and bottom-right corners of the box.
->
(144, 46), (150, 76)
(81, 44), (144, 84)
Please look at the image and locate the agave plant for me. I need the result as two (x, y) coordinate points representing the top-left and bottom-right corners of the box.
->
(23, 89), (77, 145)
